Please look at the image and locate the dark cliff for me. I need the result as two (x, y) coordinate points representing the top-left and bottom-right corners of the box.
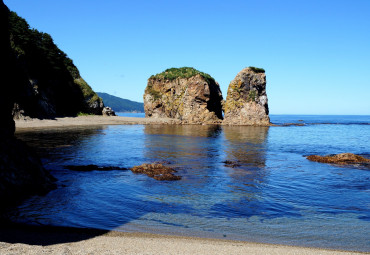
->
(0, 1), (55, 207)
(8, 11), (103, 119)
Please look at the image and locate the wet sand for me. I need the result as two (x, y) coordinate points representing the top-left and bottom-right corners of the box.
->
(0, 223), (365, 255)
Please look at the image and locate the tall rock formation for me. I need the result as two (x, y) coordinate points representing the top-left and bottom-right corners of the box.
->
(223, 67), (270, 126)
(144, 67), (223, 124)
(8, 11), (103, 119)
(0, 0), (56, 207)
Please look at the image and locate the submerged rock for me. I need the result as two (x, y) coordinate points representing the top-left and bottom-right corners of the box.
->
(223, 67), (270, 126)
(306, 153), (370, 166)
(143, 67), (223, 124)
(131, 163), (181, 181)
(223, 160), (241, 168)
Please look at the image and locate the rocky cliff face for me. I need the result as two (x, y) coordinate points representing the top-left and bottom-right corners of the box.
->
(223, 67), (270, 126)
(0, 1), (55, 207)
(8, 11), (103, 119)
(144, 67), (223, 124)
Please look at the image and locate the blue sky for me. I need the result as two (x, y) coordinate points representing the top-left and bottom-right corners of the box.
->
(5, 0), (370, 115)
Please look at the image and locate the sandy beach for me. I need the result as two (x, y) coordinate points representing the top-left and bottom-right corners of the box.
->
(15, 115), (181, 130)
(0, 223), (365, 255)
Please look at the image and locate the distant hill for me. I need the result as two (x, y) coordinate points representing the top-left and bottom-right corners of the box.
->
(97, 92), (144, 112)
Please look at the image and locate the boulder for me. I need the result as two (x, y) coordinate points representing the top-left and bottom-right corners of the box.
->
(143, 67), (223, 124)
(131, 163), (181, 181)
(223, 67), (270, 126)
(102, 106), (116, 116)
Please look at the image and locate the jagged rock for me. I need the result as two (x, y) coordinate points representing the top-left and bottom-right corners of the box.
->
(223, 67), (270, 126)
(102, 106), (116, 116)
(143, 67), (223, 124)
(306, 153), (370, 166)
(131, 163), (181, 181)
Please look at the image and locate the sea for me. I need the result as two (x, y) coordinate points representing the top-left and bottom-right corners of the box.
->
(7, 114), (370, 252)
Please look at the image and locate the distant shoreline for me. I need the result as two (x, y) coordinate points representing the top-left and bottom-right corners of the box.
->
(0, 222), (364, 255)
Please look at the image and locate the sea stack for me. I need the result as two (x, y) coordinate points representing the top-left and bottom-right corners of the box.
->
(223, 67), (270, 126)
(143, 67), (223, 124)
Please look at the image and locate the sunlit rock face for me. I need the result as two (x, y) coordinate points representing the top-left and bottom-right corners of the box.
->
(223, 67), (270, 126)
(143, 68), (223, 124)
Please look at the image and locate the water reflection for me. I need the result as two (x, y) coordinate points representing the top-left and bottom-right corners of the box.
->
(223, 126), (269, 168)
(16, 126), (107, 156)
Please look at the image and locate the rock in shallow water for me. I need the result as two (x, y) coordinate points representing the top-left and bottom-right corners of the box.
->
(306, 153), (370, 167)
(131, 163), (181, 181)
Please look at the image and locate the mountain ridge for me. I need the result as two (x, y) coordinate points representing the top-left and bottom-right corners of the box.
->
(97, 92), (144, 112)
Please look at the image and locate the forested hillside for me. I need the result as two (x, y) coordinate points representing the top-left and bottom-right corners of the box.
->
(9, 11), (103, 118)
(97, 92), (144, 112)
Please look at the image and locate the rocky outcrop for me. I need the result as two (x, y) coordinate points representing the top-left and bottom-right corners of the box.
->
(8, 11), (103, 119)
(143, 67), (223, 124)
(223, 67), (270, 126)
(131, 163), (181, 181)
(307, 153), (370, 166)
(1, 0), (56, 206)
(102, 106), (116, 116)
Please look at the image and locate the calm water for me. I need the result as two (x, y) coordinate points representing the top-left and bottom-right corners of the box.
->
(9, 115), (370, 251)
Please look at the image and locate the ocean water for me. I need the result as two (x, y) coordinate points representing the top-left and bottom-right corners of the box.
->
(9, 115), (370, 252)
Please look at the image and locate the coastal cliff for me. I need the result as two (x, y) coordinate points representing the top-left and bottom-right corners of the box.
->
(223, 67), (270, 126)
(0, 0), (56, 206)
(8, 11), (103, 119)
(144, 67), (223, 124)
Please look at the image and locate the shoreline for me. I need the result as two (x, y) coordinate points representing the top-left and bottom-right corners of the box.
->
(14, 115), (182, 131)
(0, 223), (365, 254)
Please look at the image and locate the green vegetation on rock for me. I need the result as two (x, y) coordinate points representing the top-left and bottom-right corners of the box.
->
(248, 90), (257, 101)
(150, 67), (216, 84)
(74, 78), (101, 104)
(145, 84), (162, 101)
(248, 66), (265, 73)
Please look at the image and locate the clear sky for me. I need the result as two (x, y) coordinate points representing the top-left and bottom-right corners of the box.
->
(4, 0), (370, 115)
